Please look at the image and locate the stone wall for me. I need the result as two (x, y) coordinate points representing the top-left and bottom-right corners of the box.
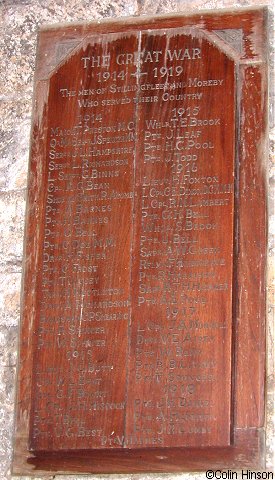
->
(0, 1), (273, 479)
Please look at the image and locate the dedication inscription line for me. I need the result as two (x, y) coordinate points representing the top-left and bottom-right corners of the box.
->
(30, 28), (235, 451)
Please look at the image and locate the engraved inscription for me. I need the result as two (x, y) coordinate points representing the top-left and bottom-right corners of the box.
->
(30, 34), (139, 450)
(30, 28), (235, 451)
(126, 31), (235, 448)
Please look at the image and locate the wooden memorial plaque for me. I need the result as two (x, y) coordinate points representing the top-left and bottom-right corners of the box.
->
(13, 7), (268, 474)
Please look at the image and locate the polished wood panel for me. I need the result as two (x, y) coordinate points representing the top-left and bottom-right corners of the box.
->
(29, 32), (139, 452)
(126, 29), (235, 448)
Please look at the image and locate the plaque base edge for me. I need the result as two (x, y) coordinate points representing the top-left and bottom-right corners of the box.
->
(12, 427), (265, 476)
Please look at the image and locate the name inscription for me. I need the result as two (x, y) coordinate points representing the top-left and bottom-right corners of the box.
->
(30, 28), (235, 451)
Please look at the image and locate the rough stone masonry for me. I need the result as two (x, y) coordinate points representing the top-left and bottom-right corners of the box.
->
(0, 0), (274, 479)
